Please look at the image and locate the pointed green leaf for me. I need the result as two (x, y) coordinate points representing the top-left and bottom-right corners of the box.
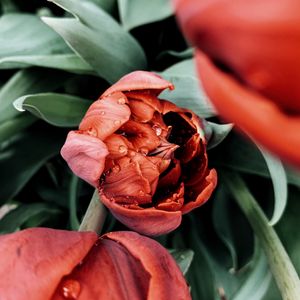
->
(169, 249), (194, 276)
(14, 93), (91, 127)
(42, 0), (147, 83)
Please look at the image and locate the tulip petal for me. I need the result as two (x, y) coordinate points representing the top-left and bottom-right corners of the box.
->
(52, 231), (191, 300)
(128, 98), (156, 122)
(79, 92), (131, 141)
(175, 0), (300, 113)
(157, 159), (181, 189)
(101, 156), (152, 204)
(126, 91), (163, 112)
(196, 50), (300, 166)
(101, 71), (174, 98)
(182, 168), (217, 214)
(100, 190), (182, 236)
(61, 131), (109, 187)
(120, 120), (161, 152)
(0, 228), (97, 300)
(104, 134), (133, 159)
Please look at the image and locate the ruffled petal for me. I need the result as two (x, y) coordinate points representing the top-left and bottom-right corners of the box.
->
(104, 134), (133, 159)
(196, 50), (300, 166)
(128, 98), (156, 122)
(79, 92), (130, 141)
(101, 71), (174, 98)
(0, 228), (97, 300)
(182, 168), (217, 214)
(61, 131), (109, 187)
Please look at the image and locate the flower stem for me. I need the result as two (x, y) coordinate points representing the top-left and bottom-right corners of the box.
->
(223, 171), (300, 300)
(78, 189), (106, 234)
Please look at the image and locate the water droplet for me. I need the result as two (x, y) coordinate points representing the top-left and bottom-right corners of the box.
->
(100, 111), (105, 115)
(152, 124), (162, 136)
(117, 98), (126, 104)
(139, 190), (145, 196)
(87, 127), (97, 137)
(128, 150), (136, 157)
(112, 165), (120, 173)
(139, 147), (149, 156)
(114, 120), (121, 125)
(118, 145), (127, 154)
(61, 279), (81, 299)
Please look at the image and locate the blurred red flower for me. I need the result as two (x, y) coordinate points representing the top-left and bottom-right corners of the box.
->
(0, 228), (191, 300)
(61, 71), (217, 235)
(175, 0), (300, 166)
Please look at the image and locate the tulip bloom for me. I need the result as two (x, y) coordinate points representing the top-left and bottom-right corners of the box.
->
(61, 71), (217, 235)
(0, 228), (191, 300)
(175, 0), (300, 166)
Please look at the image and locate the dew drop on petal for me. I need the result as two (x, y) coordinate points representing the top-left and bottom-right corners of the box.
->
(114, 120), (121, 125)
(139, 190), (145, 196)
(112, 165), (120, 173)
(118, 145), (127, 154)
(100, 111), (105, 115)
(117, 98), (126, 104)
(87, 127), (97, 137)
(128, 150), (136, 157)
(139, 147), (149, 156)
(61, 279), (81, 299)
(152, 124), (162, 136)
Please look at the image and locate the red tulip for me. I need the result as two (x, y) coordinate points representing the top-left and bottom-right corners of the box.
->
(61, 71), (217, 235)
(175, 0), (300, 166)
(0, 228), (191, 300)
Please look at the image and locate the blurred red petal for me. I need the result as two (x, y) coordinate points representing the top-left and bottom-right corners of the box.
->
(61, 131), (109, 187)
(196, 50), (300, 166)
(0, 228), (97, 300)
(175, 0), (300, 113)
(101, 71), (174, 98)
(79, 92), (130, 141)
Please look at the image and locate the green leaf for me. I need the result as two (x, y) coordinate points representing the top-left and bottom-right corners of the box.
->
(0, 54), (95, 75)
(159, 59), (216, 118)
(206, 121), (233, 150)
(14, 93), (91, 127)
(42, 0), (147, 83)
(0, 203), (61, 234)
(0, 130), (65, 202)
(156, 48), (193, 61)
(169, 249), (194, 276)
(118, 0), (173, 30)
(233, 243), (271, 300)
(0, 69), (72, 123)
(0, 114), (36, 143)
(258, 147), (287, 225)
(0, 13), (70, 62)
(69, 175), (80, 230)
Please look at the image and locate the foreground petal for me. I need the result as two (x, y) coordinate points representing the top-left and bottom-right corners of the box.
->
(196, 50), (300, 166)
(61, 131), (109, 187)
(52, 232), (191, 300)
(101, 71), (174, 98)
(0, 228), (97, 300)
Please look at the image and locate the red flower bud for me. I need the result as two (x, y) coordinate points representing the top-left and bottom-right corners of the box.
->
(175, 0), (300, 166)
(0, 228), (191, 300)
(61, 71), (217, 235)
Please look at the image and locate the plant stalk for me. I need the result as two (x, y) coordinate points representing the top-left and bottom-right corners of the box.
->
(224, 171), (300, 300)
(78, 189), (106, 234)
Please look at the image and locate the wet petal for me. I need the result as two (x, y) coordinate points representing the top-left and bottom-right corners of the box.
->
(182, 168), (217, 214)
(101, 71), (174, 98)
(79, 92), (130, 141)
(120, 120), (160, 152)
(126, 91), (162, 112)
(0, 228), (97, 300)
(196, 50), (300, 166)
(61, 131), (109, 187)
(104, 134), (133, 159)
(150, 139), (179, 160)
(101, 157), (152, 204)
(128, 98), (156, 122)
